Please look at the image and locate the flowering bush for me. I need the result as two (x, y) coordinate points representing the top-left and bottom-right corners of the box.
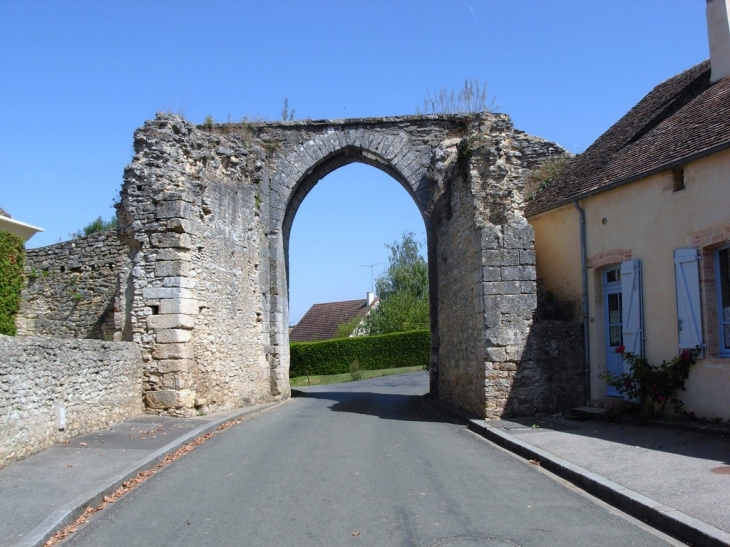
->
(603, 346), (700, 417)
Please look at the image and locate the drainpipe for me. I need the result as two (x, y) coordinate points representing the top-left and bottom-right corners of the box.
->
(574, 201), (590, 403)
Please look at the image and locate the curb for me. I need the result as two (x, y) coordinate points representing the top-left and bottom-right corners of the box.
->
(15, 401), (281, 547)
(466, 419), (730, 547)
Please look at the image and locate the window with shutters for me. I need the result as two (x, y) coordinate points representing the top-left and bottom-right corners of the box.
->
(716, 245), (730, 357)
(620, 259), (643, 357)
(674, 248), (703, 353)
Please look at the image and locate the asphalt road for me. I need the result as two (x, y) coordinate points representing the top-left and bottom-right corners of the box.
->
(62, 373), (682, 547)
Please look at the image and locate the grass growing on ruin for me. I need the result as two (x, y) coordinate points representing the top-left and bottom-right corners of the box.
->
(290, 366), (424, 387)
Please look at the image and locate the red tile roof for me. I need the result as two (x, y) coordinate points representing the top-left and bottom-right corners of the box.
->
(289, 298), (377, 342)
(526, 60), (730, 216)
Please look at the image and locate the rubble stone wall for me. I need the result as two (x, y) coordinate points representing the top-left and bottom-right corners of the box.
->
(16, 230), (125, 339)
(0, 335), (143, 467)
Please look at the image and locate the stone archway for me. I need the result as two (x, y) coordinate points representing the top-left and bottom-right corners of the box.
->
(116, 112), (580, 419)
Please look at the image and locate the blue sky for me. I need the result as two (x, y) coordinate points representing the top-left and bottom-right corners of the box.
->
(0, 1), (709, 323)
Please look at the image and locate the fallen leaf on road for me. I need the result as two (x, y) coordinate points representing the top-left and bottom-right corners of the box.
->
(79, 442), (87, 447)
(66, 465), (73, 468)
(528, 459), (541, 466)
(352, 532), (360, 536)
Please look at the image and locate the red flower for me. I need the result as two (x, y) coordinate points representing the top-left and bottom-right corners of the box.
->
(615, 345), (625, 354)
(680, 349), (691, 363)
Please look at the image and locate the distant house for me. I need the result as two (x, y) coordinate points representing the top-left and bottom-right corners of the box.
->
(0, 207), (43, 242)
(526, 2), (730, 420)
(290, 293), (378, 342)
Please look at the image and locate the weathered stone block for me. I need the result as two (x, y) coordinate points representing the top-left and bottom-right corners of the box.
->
(481, 225), (502, 250)
(153, 342), (194, 360)
(483, 250), (519, 266)
(502, 223), (534, 249)
(143, 287), (194, 300)
(156, 200), (191, 219)
(166, 218), (193, 233)
(482, 267), (501, 282)
(501, 266), (536, 282)
(483, 281), (521, 295)
(159, 298), (199, 315)
(485, 326), (523, 346)
(145, 389), (195, 409)
(146, 314), (195, 330)
(150, 233), (192, 249)
(157, 358), (196, 373)
(157, 249), (191, 262)
(160, 373), (192, 389)
(485, 347), (507, 361)
(162, 277), (196, 289)
(519, 250), (536, 265)
(156, 329), (193, 343)
(155, 260), (191, 278)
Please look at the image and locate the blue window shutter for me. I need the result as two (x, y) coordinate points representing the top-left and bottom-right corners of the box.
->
(621, 259), (643, 356)
(674, 248), (703, 351)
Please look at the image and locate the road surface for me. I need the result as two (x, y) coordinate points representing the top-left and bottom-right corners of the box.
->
(63, 372), (681, 546)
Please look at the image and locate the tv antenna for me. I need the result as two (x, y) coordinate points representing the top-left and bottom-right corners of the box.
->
(361, 263), (384, 293)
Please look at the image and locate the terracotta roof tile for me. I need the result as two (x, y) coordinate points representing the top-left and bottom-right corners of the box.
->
(289, 298), (377, 342)
(526, 60), (730, 216)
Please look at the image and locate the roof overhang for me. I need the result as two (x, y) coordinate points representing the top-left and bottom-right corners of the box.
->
(525, 139), (730, 217)
(0, 216), (44, 241)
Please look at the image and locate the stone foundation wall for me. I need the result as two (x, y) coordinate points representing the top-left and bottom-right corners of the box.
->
(0, 335), (143, 467)
(16, 230), (126, 339)
(512, 320), (585, 415)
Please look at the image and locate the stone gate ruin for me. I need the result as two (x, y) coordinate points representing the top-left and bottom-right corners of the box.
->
(16, 112), (585, 420)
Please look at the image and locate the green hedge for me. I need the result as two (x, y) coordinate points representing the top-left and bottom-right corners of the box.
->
(0, 231), (25, 336)
(290, 329), (430, 377)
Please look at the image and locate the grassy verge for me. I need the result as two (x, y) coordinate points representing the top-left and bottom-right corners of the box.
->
(290, 366), (425, 387)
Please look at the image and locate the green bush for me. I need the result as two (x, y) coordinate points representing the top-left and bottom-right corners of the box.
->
(290, 329), (430, 378)
(0, 231), (25, 336)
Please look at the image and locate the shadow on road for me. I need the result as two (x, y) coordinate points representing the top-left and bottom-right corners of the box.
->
(291, 388), (463, 425)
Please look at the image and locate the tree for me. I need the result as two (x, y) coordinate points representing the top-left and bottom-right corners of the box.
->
(71, 216), (118, 239)
(365, 231), (429, 335)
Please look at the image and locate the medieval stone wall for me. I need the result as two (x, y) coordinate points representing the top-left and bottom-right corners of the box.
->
(16, 230), (125, 339)
(9, 112), (584, 421)
(0, 335), (143, 467)
(189, 178), (274, 410)
(431, 135), (486, 415)
(117, 115), (276, 415)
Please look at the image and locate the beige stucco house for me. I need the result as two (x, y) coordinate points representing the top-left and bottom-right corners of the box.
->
(526, 1), (730, 420)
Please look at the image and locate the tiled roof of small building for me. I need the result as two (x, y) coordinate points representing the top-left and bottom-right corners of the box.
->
(289, 298), (377, 342)
(0, 206), (11, 218)
(526, 60), (730, 216)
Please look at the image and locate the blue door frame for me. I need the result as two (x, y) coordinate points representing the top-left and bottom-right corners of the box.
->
(604, 267), (623, 397)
